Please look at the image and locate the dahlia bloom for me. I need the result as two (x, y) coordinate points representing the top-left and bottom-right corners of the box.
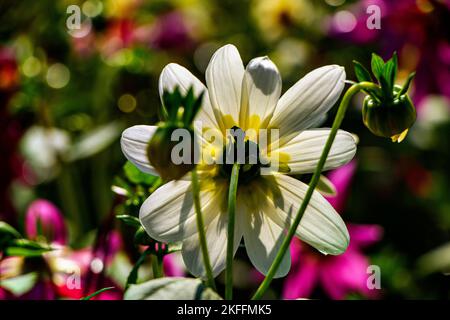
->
(121, 44), (357, 278)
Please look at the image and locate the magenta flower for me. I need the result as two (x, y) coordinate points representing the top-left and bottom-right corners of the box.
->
(325, 160), (357, 213)
(163, 253), (186, 277)
(282, 161), (383, 299)
(2, 200), (124, 300)
(149, 11), (194, 51)
(25, 199), (67, 245)
(283, 225), (382, 299)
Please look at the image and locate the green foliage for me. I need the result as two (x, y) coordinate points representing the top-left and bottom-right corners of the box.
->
(353, 60), (372, 83)
(123, 161), (158, 186)
(161, 87), (204, 126)
(80, 287), (115, 300)
(3, 239), (52, 257)
(116, 215), (141, 229)
(0, 222), (52, 257)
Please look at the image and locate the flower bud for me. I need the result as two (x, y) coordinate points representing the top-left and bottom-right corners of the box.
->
(25, 199), (67, 245)
(362, 86), (416, 143)
(147, 124), (197, 181)
(145, 87), (203, 181)
(354, 53), (417, 143)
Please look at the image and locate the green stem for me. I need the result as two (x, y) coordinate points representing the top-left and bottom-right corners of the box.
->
(125, 247), (152, 289)
(191, 168), (217, 291)
(225, 163), (240, 300)
(152, 254), (162, 278)
(252, 82), (379, 300)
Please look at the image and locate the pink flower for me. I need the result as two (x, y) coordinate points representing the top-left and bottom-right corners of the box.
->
(149, 11), (194, 51)
(3, 201), (124, 300)
(282, 161), (383, 299)
(25, 199), (67, 245)
(163, 253), (186, 277)
(325, 160), (357, 214)
(283, 225), (382, 299)
(51, 231), (123, 300)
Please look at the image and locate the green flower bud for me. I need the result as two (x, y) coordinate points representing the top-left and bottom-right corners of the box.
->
(146, 87), (203, 181)
(354, 53), (417, 143)
(147, 124), (196, 181)
(362, 86), (416, 143)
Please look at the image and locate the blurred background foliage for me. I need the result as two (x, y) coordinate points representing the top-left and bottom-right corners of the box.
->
(0, 0), (449, 299)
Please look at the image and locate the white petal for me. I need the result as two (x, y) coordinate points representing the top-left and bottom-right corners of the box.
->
(159, 63), (219, 130)
(272, 129), (357, 174)
(206, 44), (244, 129)
(239, 56), (282, 130)
(239, 192), (290, 277)
(268, 65), (346, 145)
(182, 209), (243, 278)
(121, 125), (158, 175)
(256, 174), (349, 255)
(139, 179), (227, 243)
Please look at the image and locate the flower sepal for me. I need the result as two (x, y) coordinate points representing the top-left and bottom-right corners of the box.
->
(147, 87), (203, 181)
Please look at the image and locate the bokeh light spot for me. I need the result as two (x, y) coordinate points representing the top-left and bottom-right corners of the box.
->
(22, 56), (41, 77)
(118, 93), (137, 113)
(46, 63), (70, 89)
(326, 0), (346, 6)
(333, 10), (357, 33)
(90, 258), (104, 274)
(82, 0), (103, 18)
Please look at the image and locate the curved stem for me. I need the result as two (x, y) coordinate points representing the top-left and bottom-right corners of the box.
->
(252, 82), (378, 300)
(191, 168), (217, 291)
(225, 163), (240, 300)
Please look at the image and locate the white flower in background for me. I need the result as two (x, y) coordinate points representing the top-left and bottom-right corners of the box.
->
(121, 44), (356, 278)
(21, 126), (70, 181)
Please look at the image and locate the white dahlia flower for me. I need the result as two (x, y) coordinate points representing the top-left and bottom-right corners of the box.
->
(121, 44), (356, 278)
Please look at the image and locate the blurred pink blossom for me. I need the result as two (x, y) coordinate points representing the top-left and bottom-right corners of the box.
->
(149, 11), (194, 51)
(281, 161), (383, 299)
(163, 253), (185, 277)
(25, 199), (67, 245)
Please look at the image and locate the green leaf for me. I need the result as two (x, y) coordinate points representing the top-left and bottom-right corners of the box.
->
(353, 60), (373, 83)
(80, 287), (115, 300)
(66, 122), (123, 162)
(124, 161), (158, 185)
(0, 222), (22, 240)
(397, 72), (416, 97)
(371, 53), (385, 82)
(116, 215), (141, 228)
(316, 175), (337, 197)
(417, 242), (450, 276)
(124, 278), (222, 300)
(382, 52), (398, 90)
(0, 272), (38, 296)
(183, 88), (204, 125)
(182, 87), (196, 125)
(162, 87), (183, 122)
(4, 239), (52, 257)
(379, 75), (393, 100)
